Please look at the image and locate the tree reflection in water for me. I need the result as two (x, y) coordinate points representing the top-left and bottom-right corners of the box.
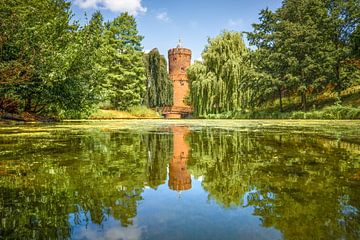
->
(0, 124), (359, 239)
(187, 129), (360, 240)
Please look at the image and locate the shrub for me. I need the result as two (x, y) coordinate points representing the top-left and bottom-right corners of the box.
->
(0, 97), (20, 114)
(128, 106), (159, 118)
(201, 106), (360, 120)
(290, 106), (360, 119)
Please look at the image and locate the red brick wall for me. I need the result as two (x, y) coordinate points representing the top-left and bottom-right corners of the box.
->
(168, 48), (192, 108)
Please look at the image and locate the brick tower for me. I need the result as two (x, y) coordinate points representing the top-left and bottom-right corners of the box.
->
(165, 41), (192, 118)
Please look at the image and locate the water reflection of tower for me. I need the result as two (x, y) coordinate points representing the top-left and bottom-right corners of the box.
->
(168, 126), (191, 191)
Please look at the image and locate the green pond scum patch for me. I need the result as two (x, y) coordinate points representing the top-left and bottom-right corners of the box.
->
(1, 119), (360, 142)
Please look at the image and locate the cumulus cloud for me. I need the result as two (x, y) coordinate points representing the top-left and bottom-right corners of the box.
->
(156, 11), (170, 22)
(74, 0), (147, 15)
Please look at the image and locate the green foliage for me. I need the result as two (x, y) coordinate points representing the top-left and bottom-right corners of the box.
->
(247, 0), (360, 112)
(291, 105), (360, 119)
(188, 31), (253, 116)
(0, 0), (108, 118)
(189, 0), (359, 118)
(101, 13), (146, 110)
(144, 48), (173, 108)
(202, 105), (360, 119)
(128, 105), (159, 118)
(0, 1), (149, 118)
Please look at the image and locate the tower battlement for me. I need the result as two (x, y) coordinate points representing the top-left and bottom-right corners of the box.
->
(168, 47), (192, 81)
(168, 48), (192, 56)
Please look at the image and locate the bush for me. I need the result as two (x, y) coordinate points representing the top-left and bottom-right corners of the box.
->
(0, 97), (20, 114)
(322, 105), (360, 119)
(200, 105), (360, 120)
(290, 106), (360, 119)
(128, 106), (159, 118)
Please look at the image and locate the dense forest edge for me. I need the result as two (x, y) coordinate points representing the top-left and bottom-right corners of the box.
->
(1, 0), (359, 121)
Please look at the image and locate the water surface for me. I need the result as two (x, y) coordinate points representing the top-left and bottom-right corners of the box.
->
(0, 120), (359, 240)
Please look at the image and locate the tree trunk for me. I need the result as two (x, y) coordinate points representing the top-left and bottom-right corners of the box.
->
(278, 88), (283, 112)
(302, 92), (307, 112)
(24, 98), (32, 112)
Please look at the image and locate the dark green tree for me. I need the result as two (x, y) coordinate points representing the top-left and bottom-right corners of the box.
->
(143, 48), (173, 108)
(320, 0), (360, 91)
(248, 0), (360, 111)
(247, 9), (289, 112)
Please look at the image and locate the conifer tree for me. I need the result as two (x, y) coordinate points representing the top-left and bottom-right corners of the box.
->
(102, 13), (146, 110)
(143, 48), (173, 108)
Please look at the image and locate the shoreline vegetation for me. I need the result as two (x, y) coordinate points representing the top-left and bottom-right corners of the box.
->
(203, 90), (360, 120)
(1, 89), (360, 121)
(1, 0), (359, 121)
(1, 106), (360, 122)
(0, 107), (161, 122)
(3, 87), (360, 121)
(1, 87), (359, 121)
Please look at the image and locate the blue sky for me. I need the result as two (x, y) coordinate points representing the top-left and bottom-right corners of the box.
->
(71, 0), (282, 61)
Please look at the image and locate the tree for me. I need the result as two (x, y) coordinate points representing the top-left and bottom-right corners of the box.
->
(0, 0), (73, 113)
(248, 0), (360, 111)
(102, 13), (146, 110)
(42, 11), (107, 118)
(320, 0), (360, 91)
(0, 1), (106, 118)
(143, 48), (173, 108)
(247, 9), (290, 112)
(188, 31), (252, 116)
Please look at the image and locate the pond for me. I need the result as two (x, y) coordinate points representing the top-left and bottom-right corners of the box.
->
(0, 120), (360, 240)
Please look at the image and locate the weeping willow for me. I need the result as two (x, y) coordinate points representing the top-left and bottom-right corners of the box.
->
(144, 48), (173, 108)
(188, 31), (254, 116)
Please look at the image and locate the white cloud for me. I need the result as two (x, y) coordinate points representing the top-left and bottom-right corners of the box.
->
(77, 224), (143, 240)
(228, 18), (243, 28)
(156, 11), (170, 22)
(74, 0), (147, 15)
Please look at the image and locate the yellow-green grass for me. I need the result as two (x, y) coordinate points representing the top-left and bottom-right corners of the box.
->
(90, 107), (160, 120)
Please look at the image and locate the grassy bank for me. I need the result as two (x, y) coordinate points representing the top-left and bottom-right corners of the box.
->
(201, 89), (360, 120)
(203, 105), (360, 120)
(89, 106), (160, 119)
(0, 106), (160, 122)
